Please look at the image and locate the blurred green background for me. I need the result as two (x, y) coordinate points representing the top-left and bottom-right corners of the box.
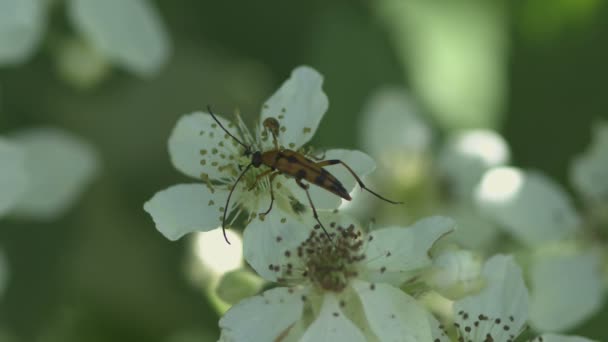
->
(0, 0), (607, 341)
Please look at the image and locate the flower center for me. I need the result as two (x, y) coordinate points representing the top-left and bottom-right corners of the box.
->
(278, 223), (366, 292)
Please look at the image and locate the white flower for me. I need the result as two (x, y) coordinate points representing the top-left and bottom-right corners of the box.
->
(429, 255), (597, 342)
(144, 66), (376, 248)
(475, 167), (580, 247)
(438, 130), (510, 201)
(0, 128), (99, 220)
(219, 215), (454, 341)
(448, 255), (529, 342)
(474, 166), (605, 332)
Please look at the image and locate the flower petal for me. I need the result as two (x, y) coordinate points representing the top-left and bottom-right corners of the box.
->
(219, 287), (305, 342)
(68, 0), (170, 77)
(168, 112), (242, 181)
(361, 216), (454, 285)
(285, 149), (376, 210)
(9, 128), (99, 220)
(0, 0), (44, 65)
(441, 204), (500, 250)
(427, 313), (450, 342)
(426, 249), (484, 300)
(352, 280), (433, 342)
(438, 130), (509, 200)
(144, 183), (227, 241)
(242, 208), (310, 282)
(300, 293), (366, 342)
(0, 138), (28, 217)
(360, 88), (433, 159)
(529, 250), (603, 332)
(570, 121), (608, 203)
(532, 334), (597, 342)
(475, 167), (580, 246)
(260, 66), (328, 150)
(453, 255), (528, 342)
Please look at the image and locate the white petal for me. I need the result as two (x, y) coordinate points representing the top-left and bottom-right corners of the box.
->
(260, 66), (328, 150)
(68, 0), (170, 77)
(438, 130), (510, 200)
(168, 112), (242, 181)
(0, 0), (44, 65)
(529, 250), (603, 332)
(219, 287), (305, 342)
(441, 204), (500, 250)
(427, 313), (450, 342)
(532, 334), (597, 342)
(352, 280), (432, 342)
(426, 249), (484, 300)
(144, 184), (227, 241)
(361, 216), (454, 285)
(570, 121), (608, 203)
(475, 167), (580, 246)
(300, 293), (366, 342)
(0, 138), (28, 217)
(454, 255), (528, 342)
(10, 128), (98, 220)
(285, 149), (376, 210)
(360, 88), (433, 158)
(242, 208), (310, 281)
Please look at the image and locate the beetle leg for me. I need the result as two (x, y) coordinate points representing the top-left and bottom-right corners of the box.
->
(259, 171), (279, 216)
(295, 178), (333, 242)
(316, 159), (403, 205)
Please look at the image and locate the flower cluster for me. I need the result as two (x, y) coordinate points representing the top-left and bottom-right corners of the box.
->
(145, 67), (599, 341)
(358, 88), (608, 334)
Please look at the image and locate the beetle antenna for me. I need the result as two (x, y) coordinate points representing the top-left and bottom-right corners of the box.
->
(207, 105), (249, 151)
(221, 163), (254, 244)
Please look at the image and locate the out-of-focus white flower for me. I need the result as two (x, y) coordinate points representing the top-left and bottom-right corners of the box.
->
(438, 130), (510, 200)
(475, 167), (580, 247)
(571, 121), (608, 204)
(144, 66), (376, 260)
(8, 128), (99, 220)
(359, 88), (433, 189)
(219, 215), (454, 341)
(528, 245), (603, 332)
(0, 0), (45, 66)
(0, 128), (98, 220)
(0, 0), (170, 79)
(68, 0), (170, 77)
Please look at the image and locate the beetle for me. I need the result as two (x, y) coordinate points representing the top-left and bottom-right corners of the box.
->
(206, 106), (401, 244)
